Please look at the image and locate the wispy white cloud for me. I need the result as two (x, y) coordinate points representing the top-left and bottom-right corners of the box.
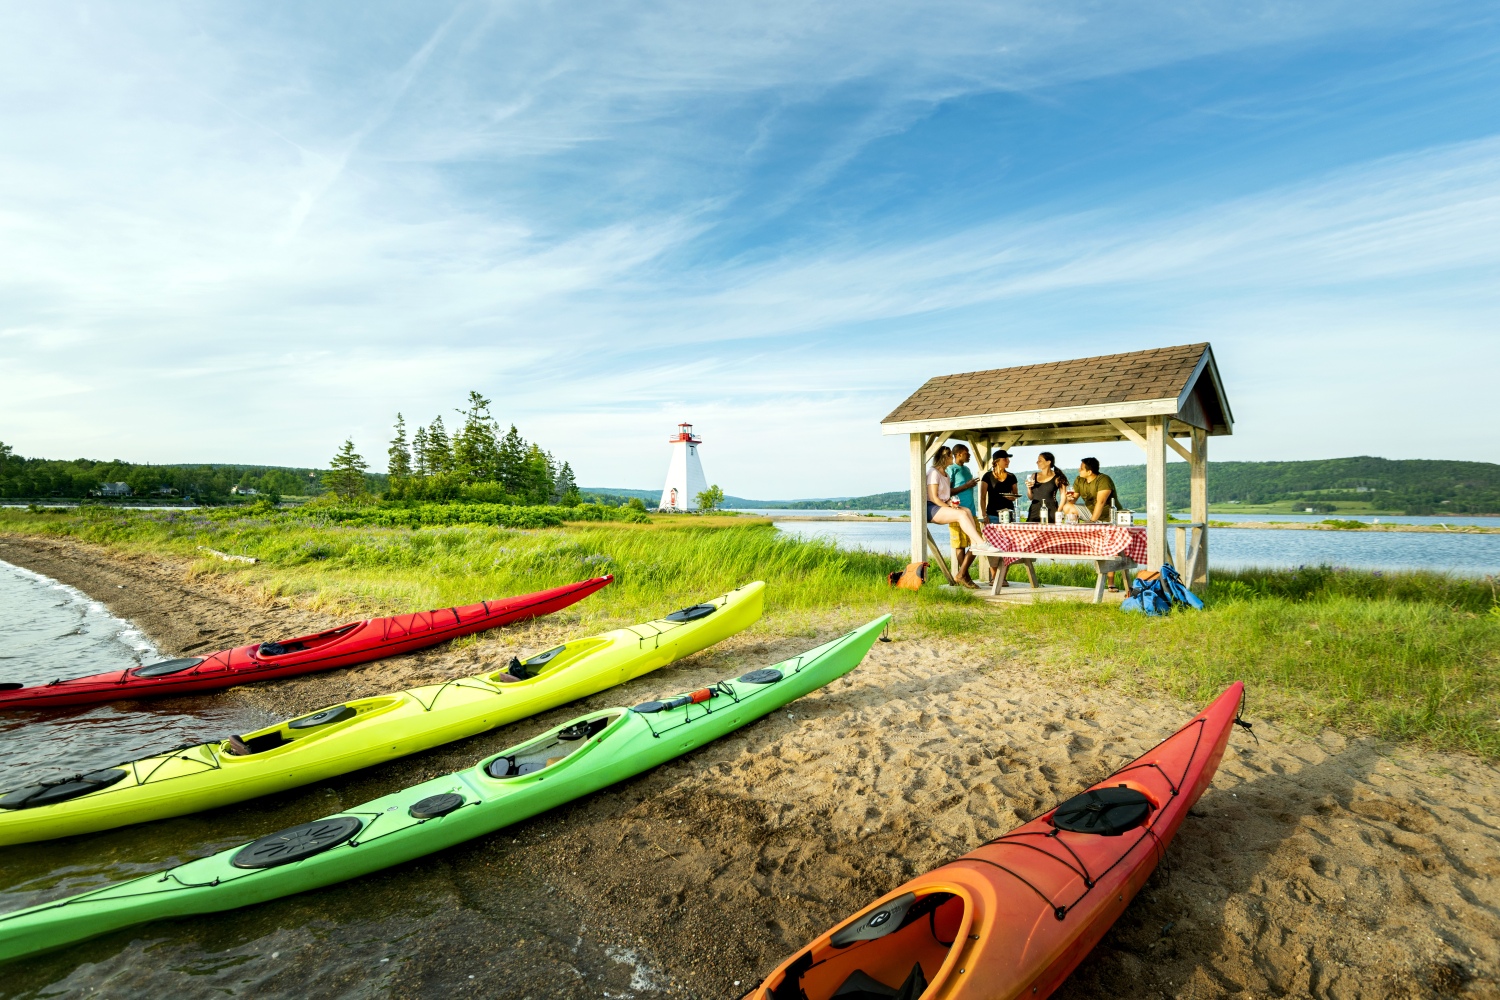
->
(0, 1), (1495, 494)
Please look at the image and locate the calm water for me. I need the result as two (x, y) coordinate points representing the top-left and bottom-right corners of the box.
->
(0, 560), (276, 784)
(732, 508), (1500, 528)
(766, 518), (1500, 575)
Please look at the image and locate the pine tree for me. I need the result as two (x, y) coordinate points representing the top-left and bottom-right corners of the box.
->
(554, 461), (580, 507)
(497, 424), (527, 494)
(323, 439), (369, 500)
(411, 426), (431, 476)
(387, 413), (412, 480)
(452, 391), (500, 481)
(520, 444), (553, 505)
(425, 416), (453, 474)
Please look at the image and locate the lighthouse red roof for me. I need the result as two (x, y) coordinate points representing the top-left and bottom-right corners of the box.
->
(669, 422), (701, 444)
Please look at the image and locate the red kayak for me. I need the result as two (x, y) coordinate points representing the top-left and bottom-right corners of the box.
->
(0, 576), (612, 710)
(747, 682), (1245, 1000)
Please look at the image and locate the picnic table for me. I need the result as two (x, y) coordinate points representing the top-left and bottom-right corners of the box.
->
(973, 523), (1150, 602)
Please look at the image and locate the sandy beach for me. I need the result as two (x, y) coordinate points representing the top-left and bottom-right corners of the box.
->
(1, 533), (1496, 999)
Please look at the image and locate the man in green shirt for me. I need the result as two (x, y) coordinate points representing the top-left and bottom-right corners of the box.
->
(1066, 457), (1119, 523)
(1066, 456), (1123, 591)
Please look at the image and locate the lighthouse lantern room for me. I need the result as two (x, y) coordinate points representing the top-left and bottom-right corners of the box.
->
(658, 423), (707, 511)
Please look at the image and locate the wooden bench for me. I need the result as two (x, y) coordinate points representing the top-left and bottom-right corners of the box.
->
(976, 550), (1135, 603)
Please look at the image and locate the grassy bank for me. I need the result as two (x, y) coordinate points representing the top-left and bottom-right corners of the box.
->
(2, 507), (1496, 757)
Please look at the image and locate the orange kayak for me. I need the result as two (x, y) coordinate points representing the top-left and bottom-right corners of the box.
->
(748, 682), (1245, 1000)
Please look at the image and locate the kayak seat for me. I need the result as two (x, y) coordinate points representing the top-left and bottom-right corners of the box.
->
(506, 645), (566, 680)
(830, 963), (927, 1000)
(225, 731), (289, 756)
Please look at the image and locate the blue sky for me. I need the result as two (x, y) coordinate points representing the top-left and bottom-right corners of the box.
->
(2, 2), (1497, 497)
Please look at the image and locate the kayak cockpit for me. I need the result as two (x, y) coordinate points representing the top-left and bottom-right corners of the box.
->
(487, 637), (608, 685)
(221, 695), (403, 756)
(763, 891), (966, 1000)
(255, 624), (359, 658)
(485, 713), (619, 778)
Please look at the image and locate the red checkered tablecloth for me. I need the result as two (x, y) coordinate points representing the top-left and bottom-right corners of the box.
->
(979, 523), (1148, 565)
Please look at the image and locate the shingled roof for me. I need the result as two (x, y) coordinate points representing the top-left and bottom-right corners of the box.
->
(881, 342), (1232, 436)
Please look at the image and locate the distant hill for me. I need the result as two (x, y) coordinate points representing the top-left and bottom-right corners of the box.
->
(587, 458), (1500, 515)
(1099, 456), (1500, 515)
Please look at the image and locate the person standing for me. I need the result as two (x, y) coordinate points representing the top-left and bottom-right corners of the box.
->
(1026, 452), (1067, 523)
(947, 445), (981, 586)
(978, 450), (1019, 523)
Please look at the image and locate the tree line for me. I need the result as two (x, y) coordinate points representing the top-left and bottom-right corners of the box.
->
(321, 392), (581, 507)
(0, 441), (343, 502)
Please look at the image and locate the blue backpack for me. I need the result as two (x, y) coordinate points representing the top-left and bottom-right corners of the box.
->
(1121, 564), (1204, 615)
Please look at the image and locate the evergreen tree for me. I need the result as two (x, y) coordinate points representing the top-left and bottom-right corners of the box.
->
(554, 461), (580, 507)
(387, 413), (412, 480)
(497, 424), (527, 494)
(424, 416), (453, 474)
(323, 439), (369, 500)
(452, 391), (500, 481)
(520, 444), (554, 505)
(411, 426), (430, 476)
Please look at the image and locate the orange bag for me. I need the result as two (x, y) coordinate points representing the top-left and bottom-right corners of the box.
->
(888, 562), (928, 591)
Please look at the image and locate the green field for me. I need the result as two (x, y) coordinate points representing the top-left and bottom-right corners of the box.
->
(3, 507), (1496, 758)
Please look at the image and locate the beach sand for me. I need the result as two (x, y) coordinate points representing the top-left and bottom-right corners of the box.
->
(1, 533), (1496, 999)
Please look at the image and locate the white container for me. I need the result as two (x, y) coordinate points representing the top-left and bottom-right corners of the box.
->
(1115, 511), (1135, 526)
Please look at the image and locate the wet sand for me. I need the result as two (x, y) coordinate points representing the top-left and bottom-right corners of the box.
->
(1, 533), (1497, 999)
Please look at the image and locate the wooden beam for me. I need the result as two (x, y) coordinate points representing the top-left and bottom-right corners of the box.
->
(1166, 435), (1193, 462)
(909, 433), (927, 566)
(924, 528), (958, 584)
(1145, 416), (1168, 569)
(924, 432), (955, 462)
(1107, 418), (1149, 451)
(1191, 426), (1209, 590)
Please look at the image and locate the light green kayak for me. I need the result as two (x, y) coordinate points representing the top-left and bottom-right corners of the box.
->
(0, 615), (891, 964)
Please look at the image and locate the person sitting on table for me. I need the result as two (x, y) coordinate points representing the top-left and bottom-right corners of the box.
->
(1025, 451), (1067, 523)
(1061, 457), (1119, 524)
(926, 446), (986, 589)
(947, 444), (981, 586)
(1062, 457), (1123, 591)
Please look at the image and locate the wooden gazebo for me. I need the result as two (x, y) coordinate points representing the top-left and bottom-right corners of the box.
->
(880, 343), (1233, 591)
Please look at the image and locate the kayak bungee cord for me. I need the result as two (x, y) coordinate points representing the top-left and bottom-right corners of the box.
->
(0, 583), (766, 845)
(0, 614), (893, 965)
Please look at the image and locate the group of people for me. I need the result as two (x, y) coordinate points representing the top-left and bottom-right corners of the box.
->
(925, 445), (1122, 589)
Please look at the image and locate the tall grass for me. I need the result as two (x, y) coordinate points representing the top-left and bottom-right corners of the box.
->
(3, 508), (1496, 756)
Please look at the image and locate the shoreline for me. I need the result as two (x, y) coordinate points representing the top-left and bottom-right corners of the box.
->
(0, 532), (1496, 997)
(756, 513), (1500, 533)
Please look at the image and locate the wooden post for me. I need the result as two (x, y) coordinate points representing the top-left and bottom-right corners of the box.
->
(1191, 426), (1209, 590)
(909, 433), (926, 566)
(1145, 416), (1168, 569)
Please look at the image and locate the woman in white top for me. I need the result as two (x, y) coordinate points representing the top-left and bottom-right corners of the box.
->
(926, 446), (987, 588)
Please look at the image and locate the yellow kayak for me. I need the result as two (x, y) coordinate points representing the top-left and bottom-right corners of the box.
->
(0, 582), (764, 845)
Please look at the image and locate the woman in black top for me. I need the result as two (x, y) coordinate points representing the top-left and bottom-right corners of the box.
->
(1026, 451), (1068, 523)
(979, 450), (1020, 523)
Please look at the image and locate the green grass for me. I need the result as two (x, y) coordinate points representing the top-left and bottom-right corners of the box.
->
(3, 508), (1496, 757)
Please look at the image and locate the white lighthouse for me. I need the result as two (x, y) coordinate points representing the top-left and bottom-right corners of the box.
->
(658, 422), (707, 511)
